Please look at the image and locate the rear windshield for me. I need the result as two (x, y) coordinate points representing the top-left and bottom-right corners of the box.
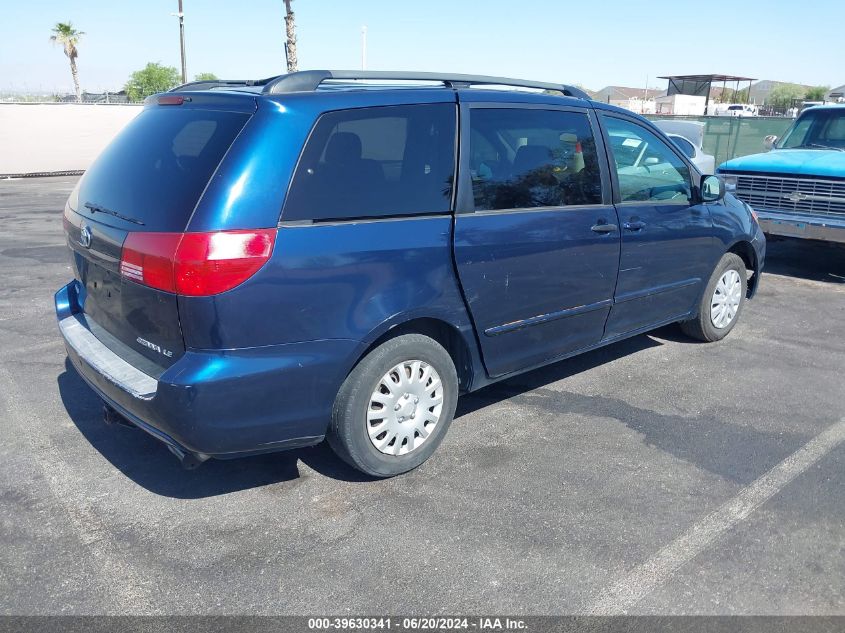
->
(78, 107), (250, 231)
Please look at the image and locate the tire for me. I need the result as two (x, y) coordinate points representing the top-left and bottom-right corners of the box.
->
(328, 333), (459, 477)
(680, 252), (748, 342)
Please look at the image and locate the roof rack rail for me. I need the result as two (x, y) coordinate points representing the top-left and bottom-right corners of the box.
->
(170, 76), (280, 92)
(259, 70), (590, 99)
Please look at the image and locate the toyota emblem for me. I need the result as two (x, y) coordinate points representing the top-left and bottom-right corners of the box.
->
(80, 225), (93, 249)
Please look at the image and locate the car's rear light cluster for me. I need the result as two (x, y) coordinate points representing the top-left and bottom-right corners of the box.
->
(157, 95), (186, 106)
(119, 230), (276, 296)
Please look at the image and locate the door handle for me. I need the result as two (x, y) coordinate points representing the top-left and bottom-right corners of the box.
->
(623, 220), (646, 231)
(591, 222), (618, 234)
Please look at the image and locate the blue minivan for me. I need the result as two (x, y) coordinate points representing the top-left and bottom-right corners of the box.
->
(56, 71), (765, 476)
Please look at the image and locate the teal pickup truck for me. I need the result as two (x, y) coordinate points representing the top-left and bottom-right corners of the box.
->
(718, 105), (845, 243)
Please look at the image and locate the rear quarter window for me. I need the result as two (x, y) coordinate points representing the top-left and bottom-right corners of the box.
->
(78, 107), (250, 231)
(282, 103), (457, 221)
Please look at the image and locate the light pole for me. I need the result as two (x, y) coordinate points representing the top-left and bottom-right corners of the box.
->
(361, 25), (367, 70)
(171, 1), (187, 84)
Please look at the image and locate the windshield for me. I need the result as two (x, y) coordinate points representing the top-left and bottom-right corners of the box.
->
(778, 108), (845, 150)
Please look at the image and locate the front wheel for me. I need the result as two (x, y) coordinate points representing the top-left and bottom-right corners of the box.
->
(328, 333), (459, 477)
(680, 252), (748, 342)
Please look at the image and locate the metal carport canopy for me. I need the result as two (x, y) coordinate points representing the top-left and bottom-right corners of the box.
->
(659, 74), (757, 111)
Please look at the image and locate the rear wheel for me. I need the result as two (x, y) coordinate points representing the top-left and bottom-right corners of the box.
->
(328, 334), (458, 477)
(680, 252), (747, 342)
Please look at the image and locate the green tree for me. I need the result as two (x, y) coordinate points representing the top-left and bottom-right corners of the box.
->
(719, 87), (749, 103)
(194, 72), (218, 81)
(767, 83), (807, 108)
(125, 63), (181, 101)
(50, 22), (84, 102)
(805, 85), (829, 101)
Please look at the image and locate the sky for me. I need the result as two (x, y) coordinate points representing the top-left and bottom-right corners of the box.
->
(1, 0), (843, 94)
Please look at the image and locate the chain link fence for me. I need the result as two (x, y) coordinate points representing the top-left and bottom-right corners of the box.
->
(1, 91), (134, 104)
(646, 115), (795, 168)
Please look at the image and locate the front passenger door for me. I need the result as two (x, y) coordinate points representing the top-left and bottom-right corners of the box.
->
(601, 114), (715, 338)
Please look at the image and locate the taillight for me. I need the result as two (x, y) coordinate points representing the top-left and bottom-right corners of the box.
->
(158, 95), (185, 105)
(120, 230), (276, 296)
(120, 233), (182, 291)
(175, 231), (276, 296)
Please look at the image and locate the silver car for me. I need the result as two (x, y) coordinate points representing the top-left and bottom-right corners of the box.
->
(652, 120), (716, 174)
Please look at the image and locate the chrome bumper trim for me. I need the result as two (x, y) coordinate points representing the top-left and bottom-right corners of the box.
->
(59, 314), (158, 400)
(757, 212), (845, 244)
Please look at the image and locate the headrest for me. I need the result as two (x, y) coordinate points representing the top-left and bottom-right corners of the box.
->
(325, 132), (362, 163)
(513, 144), (552, 175)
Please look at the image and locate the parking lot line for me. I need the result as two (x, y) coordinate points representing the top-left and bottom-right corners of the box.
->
(584, 417), (845, 615)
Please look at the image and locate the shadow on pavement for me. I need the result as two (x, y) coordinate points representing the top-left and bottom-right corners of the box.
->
(456, 330), (667, 418)
(456, 327), (805, 485)
(56, 324), (715, 497)
(56, 359), (373, 499)
(763, 238), (845, 284)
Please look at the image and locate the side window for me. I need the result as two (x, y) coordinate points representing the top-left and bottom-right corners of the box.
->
(819, 113), (845, 147)
(283, 104), (456, 221)
(603, 117), (692, 203)
(469, 108), (603, 211)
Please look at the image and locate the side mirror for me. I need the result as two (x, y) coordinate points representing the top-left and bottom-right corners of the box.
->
(763, 135), (778, 150)
(700, 175), (724, 202)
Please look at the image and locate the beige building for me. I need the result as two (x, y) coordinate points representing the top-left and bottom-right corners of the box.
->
(826, 84), (845, 103)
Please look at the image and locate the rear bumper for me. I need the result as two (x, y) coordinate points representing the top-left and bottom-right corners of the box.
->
(757, 211), (845, 244)
(56, 280), (359, 459)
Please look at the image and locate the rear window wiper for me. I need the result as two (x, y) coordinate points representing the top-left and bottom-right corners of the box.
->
(83, 202), (145, 225)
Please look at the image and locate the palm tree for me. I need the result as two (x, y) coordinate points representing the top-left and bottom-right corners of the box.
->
(50, 22), (84, 102)
(284, 0), (297, 72)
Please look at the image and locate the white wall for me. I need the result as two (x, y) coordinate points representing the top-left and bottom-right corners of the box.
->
(655, 94), (706, 116)
(0, 103), (142, 175)
(612, 98), (656, 115)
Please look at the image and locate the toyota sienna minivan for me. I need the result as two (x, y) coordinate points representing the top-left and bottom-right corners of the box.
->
(56, 70), (765, 477)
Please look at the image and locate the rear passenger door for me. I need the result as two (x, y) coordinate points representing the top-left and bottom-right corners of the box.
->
(599, 114), (714, 338)
(453, 105), (620, 377)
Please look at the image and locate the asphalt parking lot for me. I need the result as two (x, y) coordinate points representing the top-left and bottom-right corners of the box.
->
(1, 176), (844, 616)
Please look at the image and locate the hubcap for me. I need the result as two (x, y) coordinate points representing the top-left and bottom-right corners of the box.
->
(710, 269), (742, 329)
(367, 360), (443, 456)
